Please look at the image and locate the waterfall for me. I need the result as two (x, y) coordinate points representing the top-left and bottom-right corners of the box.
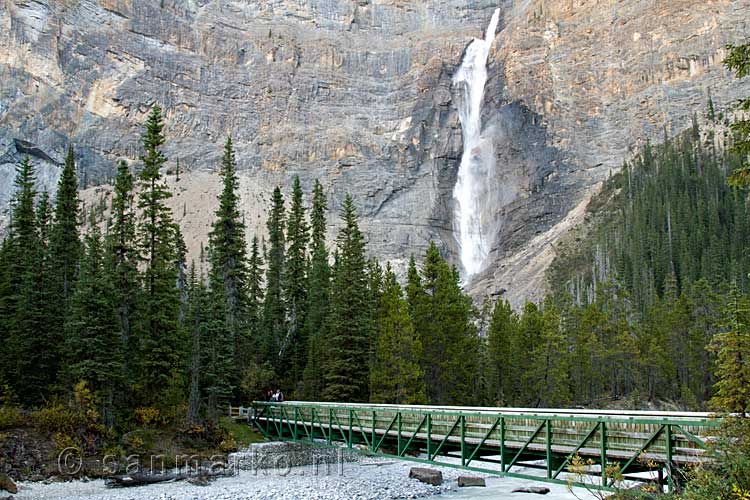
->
(452, 8), (501, 278)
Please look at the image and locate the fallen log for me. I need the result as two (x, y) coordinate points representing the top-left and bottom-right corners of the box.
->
(105, 470), (232, 488)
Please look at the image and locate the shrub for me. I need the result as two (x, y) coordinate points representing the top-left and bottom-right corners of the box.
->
(52, 432), (80, 454)
(681, 417), (750, 500)
(33, 404), (84, 434)
(134, 407), (162, 427)
(0, 406), (25, 429)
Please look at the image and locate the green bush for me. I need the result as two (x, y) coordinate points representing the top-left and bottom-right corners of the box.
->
(33, 404), (84, 434)
(0, 406), (25, 429)
(681, 418), (750, 500)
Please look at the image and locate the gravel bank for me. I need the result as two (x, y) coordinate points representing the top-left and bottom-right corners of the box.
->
(12, 443), (595, 500)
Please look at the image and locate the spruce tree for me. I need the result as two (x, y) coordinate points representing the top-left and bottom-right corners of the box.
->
(3, 158), (56, 403)
(412, 242), (478, 405)
(66, 213), (123, 427)
(709, 285), (750, 416)
(281, 176), (309, 392)
(247, 236), (264, 357)
(301, 180), (329, 400)
(106, 161), (140, 379)
(208, 137), (248, 375)
(370, 264), (425, 404)
(49, 145), (81, 305)
(186, 263), (202, 424)
(261, 187), (286, 367)
(135, 105), (182, 402)
(322, 195), (370, 402)
(486, 299), (519, 405)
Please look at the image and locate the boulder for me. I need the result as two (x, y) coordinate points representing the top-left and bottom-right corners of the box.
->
(458, 475), (486, 487)
(408, 467), (443, 486)
(512, 486), (550, 494)
(0, 473), (17, 494)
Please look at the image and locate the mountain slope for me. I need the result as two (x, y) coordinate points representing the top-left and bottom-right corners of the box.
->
(1, 0), (749, 305)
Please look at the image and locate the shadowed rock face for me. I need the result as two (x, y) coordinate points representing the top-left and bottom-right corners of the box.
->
(1, 0), (749, 306)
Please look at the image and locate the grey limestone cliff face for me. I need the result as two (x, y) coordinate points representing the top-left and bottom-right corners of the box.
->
(1, 0), (749, 306)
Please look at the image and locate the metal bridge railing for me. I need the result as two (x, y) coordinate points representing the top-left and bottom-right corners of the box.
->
(250, 401), (721, 492)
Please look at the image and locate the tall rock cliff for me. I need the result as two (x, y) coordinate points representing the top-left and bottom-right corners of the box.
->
(1, 0), (748, 306)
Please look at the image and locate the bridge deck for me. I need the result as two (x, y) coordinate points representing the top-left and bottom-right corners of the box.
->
(251, 401), (720, 492)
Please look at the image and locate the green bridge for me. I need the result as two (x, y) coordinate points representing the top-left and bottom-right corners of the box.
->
(250, 401), (720, 492)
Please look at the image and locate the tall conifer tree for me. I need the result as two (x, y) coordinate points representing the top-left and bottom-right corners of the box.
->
(106, 161), (140, 378)
(370, 264), (425, 404)
(135, 105), (182, 402)
(66, 213), (123, 426)
(261, 187), (286, 367)
(301, 180), (329, 399)
(49, 145), (81, 305)
(282, 176), (309, 392)
(208, 137), (248, 374)
(322, 195), (370, 402)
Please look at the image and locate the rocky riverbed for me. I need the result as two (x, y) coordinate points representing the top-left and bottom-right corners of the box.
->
(10, 442), (596, 500)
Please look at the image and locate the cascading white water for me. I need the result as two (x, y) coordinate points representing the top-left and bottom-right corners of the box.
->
(452, 8), (501, 278)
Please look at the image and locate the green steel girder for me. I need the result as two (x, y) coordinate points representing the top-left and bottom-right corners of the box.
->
(250, 402), (718, 493)
(506, 420), (547, 472)
(430, 416), (461, 460)
(253, 401), (718, 427)
(400, 415), (428, 457)
(552, 422), (601, 479)
(351, 411), (371, 449)
(374, 413), (399, 453)
(465, 417), (500, 466)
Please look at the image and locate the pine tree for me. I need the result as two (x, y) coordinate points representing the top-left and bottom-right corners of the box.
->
(724, 42), (750, 188)
(261, 187), (286, 367)
(301, 180), (329, 400)
(486, 299), (519, 405)
(530, 301), (570, 407)
(709, 284), (750, 416)
(186, 263), (203, 424)
(321, 195), (370, 402)
(247, 236), (264, 357)
(202, 278), (235, 423)
(66, 213), (123, 427)
(370, 264), (425, 404)
(208, 137), (248, 376)
(413, 242), (478, 405)
(106, 161), (140, 380)
(135, 105), (182, 402)
(282, 175), (309, 392)
(49, 145), (81, 306)
(4, 158), (55, 403)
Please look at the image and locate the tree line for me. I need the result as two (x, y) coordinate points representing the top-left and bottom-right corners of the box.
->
(2, 95), (748, 430)
(0, 105), (480, 428)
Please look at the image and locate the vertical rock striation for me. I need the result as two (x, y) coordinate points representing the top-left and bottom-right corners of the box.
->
(0, 0), (748, 305)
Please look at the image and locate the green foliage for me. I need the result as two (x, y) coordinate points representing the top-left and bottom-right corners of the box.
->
(208, 137), (247, 378)
(65, 215), (123, 426)
(49, 145), (81, 306)
(411, 242), (479, 406)
(724, 42), (750, 189)
(281, 175), (309, 393)
(0, 406), (25, 430)
(105, 160), (140, 381)
(709, 285), (750, 416)
(370, 264), (426, 404)
(261, 186), (286, 367)
(301, 180), (329, 400)
(322, 195), (371, 402)
(135, 104), (183, 404)
(486, 299), (519, 405)
(552, 129), (746, 310)
(682, 418), (750, 500)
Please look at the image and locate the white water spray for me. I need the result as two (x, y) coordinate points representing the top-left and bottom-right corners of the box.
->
(452, 9), (501, 278)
